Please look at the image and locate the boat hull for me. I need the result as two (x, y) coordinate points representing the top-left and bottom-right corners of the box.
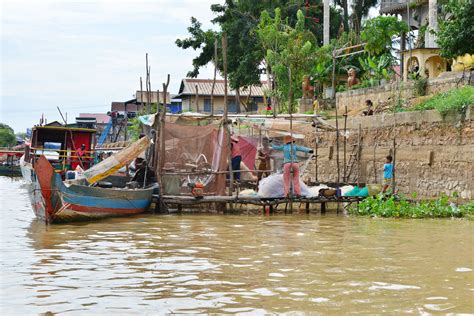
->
(21, 155), (154, 223)
(0, 165), (22, 177)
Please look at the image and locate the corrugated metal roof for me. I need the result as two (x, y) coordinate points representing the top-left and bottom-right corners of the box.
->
(79, 113), (110, 124)
(177, 79), (268, 97)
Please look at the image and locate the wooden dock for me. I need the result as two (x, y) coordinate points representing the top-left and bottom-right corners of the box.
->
(152, 194), (364, 214)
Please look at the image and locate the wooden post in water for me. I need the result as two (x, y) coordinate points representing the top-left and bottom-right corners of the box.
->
(373, 143), (378, 183)
(160, 76), (170, 172)
(392, 136), (396, 194)
(288, 66), (294, 214)
(335, 96), (340, 188)
(157, 76), (170, 213)
(314, 122), (318, 183)
(357, 124), (362, 186)
(222, 33), (234, 213)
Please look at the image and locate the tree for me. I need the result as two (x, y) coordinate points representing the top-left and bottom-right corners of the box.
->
(437, 0), (474, 59)
(176, 0), (344, 112)
(361, 16), (409, 56)
(350, 0), (378, 34)
(175, 17), (218, 78)
(257, 9), (317, 112)
(0, 123), (16, 147)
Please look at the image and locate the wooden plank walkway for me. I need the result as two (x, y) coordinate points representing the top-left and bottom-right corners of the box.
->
(152, 194), (364, 214)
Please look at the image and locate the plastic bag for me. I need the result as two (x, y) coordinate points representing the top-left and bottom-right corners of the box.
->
(258, 173), (311, 197)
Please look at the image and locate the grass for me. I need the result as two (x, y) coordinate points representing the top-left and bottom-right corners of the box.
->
(349, 193), (474, 219)
(406, 86), (474, 117)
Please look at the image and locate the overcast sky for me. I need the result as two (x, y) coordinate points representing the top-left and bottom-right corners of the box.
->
(1, 1), (379, 134)
(1, 0), (220, 133)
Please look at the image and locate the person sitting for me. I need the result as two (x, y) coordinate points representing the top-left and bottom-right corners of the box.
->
(362, 100), (374, 116)
(271, 136), (313, 197)
(230, 135), (242, 181)
(131, 158), (156, 185)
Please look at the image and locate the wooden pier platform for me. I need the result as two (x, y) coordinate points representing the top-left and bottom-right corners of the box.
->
(152, 194), (364, 214)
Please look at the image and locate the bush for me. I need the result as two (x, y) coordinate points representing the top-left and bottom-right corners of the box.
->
(408, 86), (474, 117)
(349, 193), (474, 218)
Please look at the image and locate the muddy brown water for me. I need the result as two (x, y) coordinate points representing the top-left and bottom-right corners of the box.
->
(1, 176), (473, 314)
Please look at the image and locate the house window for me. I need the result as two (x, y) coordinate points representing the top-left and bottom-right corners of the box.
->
(248, 101), (258, 112)
(228, 99), (237, 113)
(204, 98), (211, 112)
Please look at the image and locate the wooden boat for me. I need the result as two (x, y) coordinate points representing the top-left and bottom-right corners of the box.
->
(20, 124), (155, 223)
(0, 150), (23, 177)
(23, 155), (155, 223)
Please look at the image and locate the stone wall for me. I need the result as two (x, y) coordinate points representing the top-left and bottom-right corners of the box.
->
(301, 107), (474, 200)
(335, 71), (470, 112)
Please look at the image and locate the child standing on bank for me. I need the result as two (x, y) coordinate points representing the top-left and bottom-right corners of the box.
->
(382, 155), (394, 193)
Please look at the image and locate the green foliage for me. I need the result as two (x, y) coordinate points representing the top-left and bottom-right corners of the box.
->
(350, 0), (379, 33)
(437, 0), (474, 59)
(361, 16), (409, 56)
(349, 193), (474, 218)
(355, 54), (393, 88)
(175, 17), (218, 78)
(408, 86), (474, 117)
(413, 77), (428, 96)
(0, 124), (16, 147)
(257, 8), (317, 113)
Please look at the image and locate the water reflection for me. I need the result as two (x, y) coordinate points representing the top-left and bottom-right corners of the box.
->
(1, 177), (473, 314)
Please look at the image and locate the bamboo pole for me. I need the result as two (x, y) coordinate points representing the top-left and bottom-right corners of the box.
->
(195, 84), (199, 112)
(140, 77), (145, 114)
(288, 66), (294, 213)
(211, 38), (217, 117)
(357, 124), (362, 186)
(156, 77), (170, 212)
(223, 33), (234, 212)
(373, 143), (378, 183)
(314, 122), (318, 183)
(343, 105), (348, 182)
(392, 137), (396, 194)
(145, 53), (151, 114)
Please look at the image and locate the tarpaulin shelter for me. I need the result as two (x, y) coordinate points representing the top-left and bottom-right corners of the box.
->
(237, 136), (258, 170)
(161, 121), (229, 196)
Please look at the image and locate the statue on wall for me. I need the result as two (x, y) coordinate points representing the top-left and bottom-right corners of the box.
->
(347, 68), (359, 88)
(302, 75), (314, 99)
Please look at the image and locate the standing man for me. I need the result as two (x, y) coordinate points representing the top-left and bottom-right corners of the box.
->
(256, 137), (272, 185)
(271, 136), (313, 197)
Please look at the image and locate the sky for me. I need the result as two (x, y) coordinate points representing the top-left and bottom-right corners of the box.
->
(1, 0), (220, 133)
(1, 0), (379, 134)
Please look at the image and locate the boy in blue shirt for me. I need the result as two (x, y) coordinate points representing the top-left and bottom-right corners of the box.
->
(382, 155), (394, 193)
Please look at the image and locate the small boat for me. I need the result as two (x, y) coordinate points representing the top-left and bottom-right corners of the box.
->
(27, 155), (155, 223)
(0, 150), (23, 177)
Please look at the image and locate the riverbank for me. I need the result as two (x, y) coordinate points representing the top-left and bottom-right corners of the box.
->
(302, 106), (474, 200)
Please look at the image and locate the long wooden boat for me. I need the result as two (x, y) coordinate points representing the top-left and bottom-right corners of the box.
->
(21, 155), (155, 223)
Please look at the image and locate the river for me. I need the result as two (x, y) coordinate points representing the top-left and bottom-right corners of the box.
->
(0, 176), (472, 314)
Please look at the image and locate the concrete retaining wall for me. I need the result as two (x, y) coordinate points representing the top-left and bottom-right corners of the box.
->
(302, 108), (474, 200)
(335, 71), (469, 112)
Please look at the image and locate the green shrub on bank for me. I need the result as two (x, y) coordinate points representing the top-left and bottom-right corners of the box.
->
(408, 86), (474, 117)
(349, 193), (474, 218)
